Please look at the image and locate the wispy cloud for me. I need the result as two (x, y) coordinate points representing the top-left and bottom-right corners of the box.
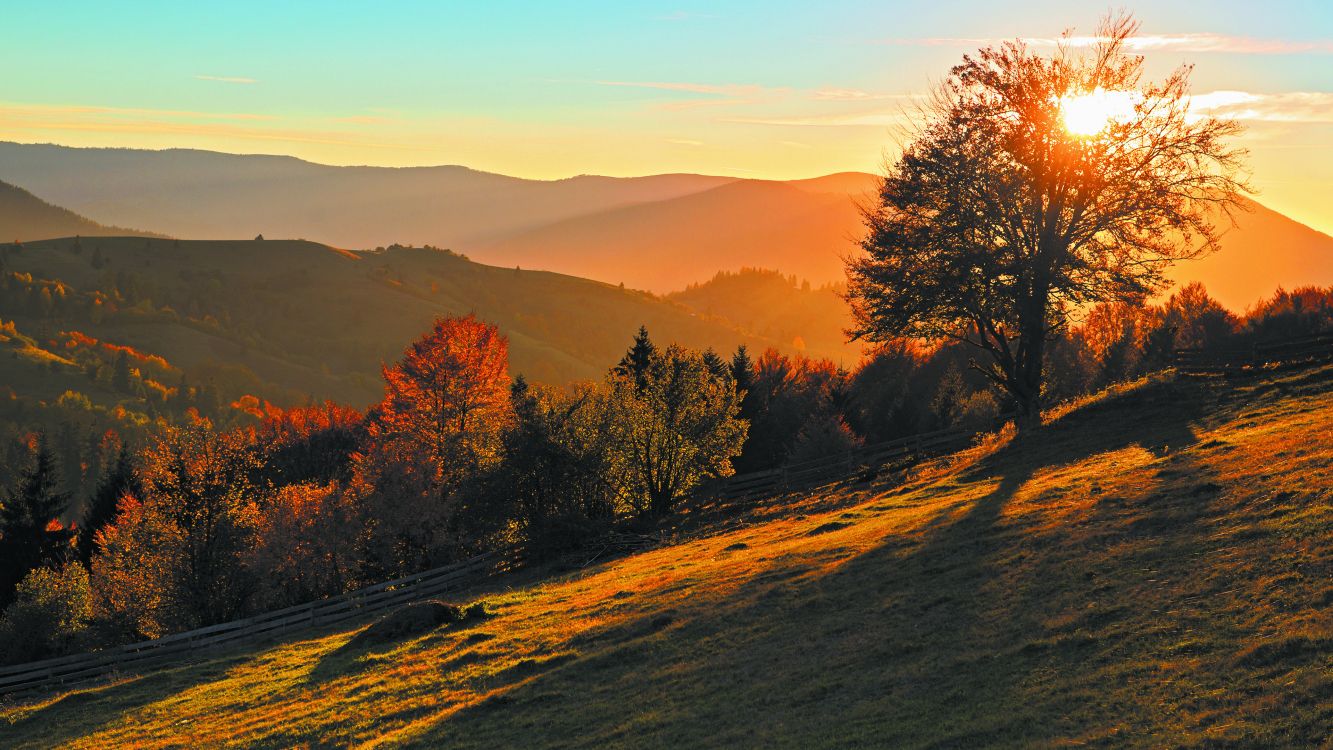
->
(1191, 91), (1333, 123)
(194, 74), (257, 84)
(812, 88), (910, 102)
(879, 34), (1333, 55)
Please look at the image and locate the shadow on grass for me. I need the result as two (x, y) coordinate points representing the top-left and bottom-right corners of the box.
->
(1, 649), (255, 748)
(398, 377), (1237, 749)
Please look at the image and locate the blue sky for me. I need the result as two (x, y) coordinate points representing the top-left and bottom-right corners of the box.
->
(2, 1), (1331, 230)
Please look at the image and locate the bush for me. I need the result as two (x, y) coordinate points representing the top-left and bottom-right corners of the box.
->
(0, 563), (92, 664)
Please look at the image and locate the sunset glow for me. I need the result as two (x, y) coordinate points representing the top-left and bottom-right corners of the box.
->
(1060, 88), (1139, 135)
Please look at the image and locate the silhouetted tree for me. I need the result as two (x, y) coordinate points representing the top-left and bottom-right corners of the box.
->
(847, 14), (1247, 430)
(614, 325), (657, 392)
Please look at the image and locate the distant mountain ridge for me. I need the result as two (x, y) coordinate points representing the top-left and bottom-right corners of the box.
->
(1, 142), (1329, 310)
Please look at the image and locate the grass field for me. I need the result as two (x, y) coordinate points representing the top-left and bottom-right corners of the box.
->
(2, 366), (1330, 748)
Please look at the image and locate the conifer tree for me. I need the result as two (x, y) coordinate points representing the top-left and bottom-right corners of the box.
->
(0, 439), (74, 606)
(614, 325), (657, 392)
(80, 445), (140, 564)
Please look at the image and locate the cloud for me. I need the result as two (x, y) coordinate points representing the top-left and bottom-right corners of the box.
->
(812, 89), (904, 101)
(665, 138), (704, 146)
(723, 111), (912, 128)
(194, 74), (257, 84)
(1190, 91), (1333, 123)
(879, 34), (1333, 55)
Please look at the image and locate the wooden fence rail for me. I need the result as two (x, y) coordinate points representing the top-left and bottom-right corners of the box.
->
(1173, 330), (1333, 376)
(0, 550), (506, 698)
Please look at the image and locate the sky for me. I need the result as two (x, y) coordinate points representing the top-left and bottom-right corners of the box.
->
(2, 1), (1331, 232)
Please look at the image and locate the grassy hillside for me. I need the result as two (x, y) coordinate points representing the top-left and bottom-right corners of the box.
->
(0, 236), (808, 409)
(0, 181), (156, 242)
(5, 365), (1329, 748)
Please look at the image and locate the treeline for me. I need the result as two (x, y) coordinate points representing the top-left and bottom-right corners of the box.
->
(0, 316), (746, 662)
(0, 282), (1328, 664)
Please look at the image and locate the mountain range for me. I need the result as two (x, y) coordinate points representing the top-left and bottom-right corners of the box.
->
(2, 143), (1329, 311)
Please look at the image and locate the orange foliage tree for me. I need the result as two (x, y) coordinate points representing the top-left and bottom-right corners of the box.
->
(351, 315), (511, 574)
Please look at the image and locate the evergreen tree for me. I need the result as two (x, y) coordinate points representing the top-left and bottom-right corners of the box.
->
(613, 325), (657, 392)
(0, 439), (74, 606)
(730, 345), (754, 393)
(79, 445), (139, 564)
(702, 348), (729, 381)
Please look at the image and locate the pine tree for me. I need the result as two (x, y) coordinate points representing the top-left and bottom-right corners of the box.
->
(79, 446), (139, 564)
(702, 348), (729, 381)
(613, 325), (657, 392)
(730, 345), (754, 393)
(0, 439), (74, 606)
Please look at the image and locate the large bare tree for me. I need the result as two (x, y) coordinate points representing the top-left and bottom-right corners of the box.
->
(846, 14), (1247, 429)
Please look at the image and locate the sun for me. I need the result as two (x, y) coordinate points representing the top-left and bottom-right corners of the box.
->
(1059, 88), (1137, 136)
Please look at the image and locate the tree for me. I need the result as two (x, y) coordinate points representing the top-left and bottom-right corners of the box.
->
(99, 422), (264, 630)
(246, 483), (362, 609)
(79, 444), (140, 565)
(0, 438), (74, 606)
(609, 345), (747, 515)
(730, 345), (754, 393)
(613, 325), (657, 392)
(847, 14), (1247, 429)
(351, 314), (511, 573)
(0, 563), (92, 664)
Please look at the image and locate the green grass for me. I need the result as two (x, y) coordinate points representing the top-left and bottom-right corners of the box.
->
(3, 366), (1331, 748)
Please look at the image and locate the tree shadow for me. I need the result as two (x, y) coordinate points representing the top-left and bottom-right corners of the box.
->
(393, 376), (1233, 748)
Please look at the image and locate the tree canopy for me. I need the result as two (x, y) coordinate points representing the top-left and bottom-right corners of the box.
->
(847, 14), (1247, 427)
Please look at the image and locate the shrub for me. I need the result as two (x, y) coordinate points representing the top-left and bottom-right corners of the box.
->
(0, 563), (92, 664)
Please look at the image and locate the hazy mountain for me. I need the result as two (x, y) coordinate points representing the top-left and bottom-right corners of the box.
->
(479, 178), (869, 292)
(1166, 198), (1333, 311)
(3, 142), (1328, 310)
(0, 179), (156, 242)
(0, 142), (735, 249)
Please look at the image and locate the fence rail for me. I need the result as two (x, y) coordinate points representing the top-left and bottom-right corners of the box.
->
(0, 550), (507, 698)
(1173, 330), (1333, 376)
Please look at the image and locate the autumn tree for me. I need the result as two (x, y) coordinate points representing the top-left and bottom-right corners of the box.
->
(847, 14), (1247, 429)
(497, 379), (629, 551)
(92, 422), (263, 633)
(247, 483), (362, 608)
(609, 345), (747, 515)
(352, 314), (511, 574)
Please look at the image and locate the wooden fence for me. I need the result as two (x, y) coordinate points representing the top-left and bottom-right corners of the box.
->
(1173, 330), (1333, 376)
(710, 419), (1007, 503)
(0, 550), (506, 699)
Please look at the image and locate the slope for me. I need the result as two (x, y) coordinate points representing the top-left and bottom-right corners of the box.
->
(666, 268), (862, 363)
(0, 180), (155, 242)
(0, 237), (798, 409)
(4, 364), (1328, 748)
(0, 142), (734, 249)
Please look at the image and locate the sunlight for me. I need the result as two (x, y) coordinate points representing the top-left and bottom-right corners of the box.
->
(1059, 88), (1138, 136)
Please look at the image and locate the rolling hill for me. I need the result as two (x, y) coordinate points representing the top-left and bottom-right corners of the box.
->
(3, 363), (1328, 747)
(6, 143), (1328, 311)
(0, 236), (820, 415)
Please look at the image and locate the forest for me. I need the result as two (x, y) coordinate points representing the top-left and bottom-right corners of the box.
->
(1, 278), (1329, 664)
